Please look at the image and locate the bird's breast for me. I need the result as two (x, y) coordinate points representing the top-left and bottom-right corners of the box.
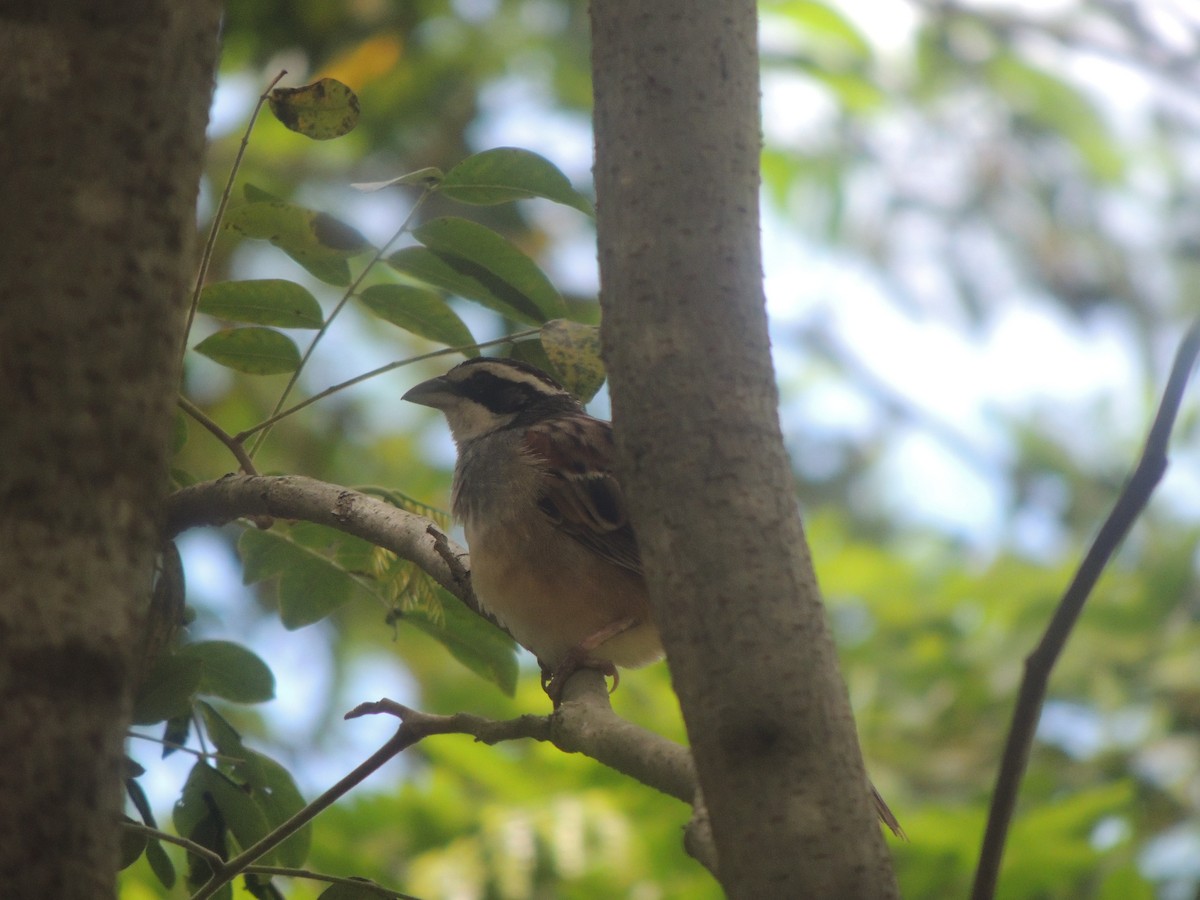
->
(462, 514), (662, 669)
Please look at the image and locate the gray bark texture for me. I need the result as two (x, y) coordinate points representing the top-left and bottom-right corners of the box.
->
(589, 1), (900, 895)
(0, 3), (221, 895)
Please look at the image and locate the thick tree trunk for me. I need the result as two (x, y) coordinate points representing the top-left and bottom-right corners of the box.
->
(590, 1), (898, 895)
(0, 3), (221, 894)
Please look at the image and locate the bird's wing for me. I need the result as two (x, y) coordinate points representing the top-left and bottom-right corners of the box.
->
(522, 414), (644, 576)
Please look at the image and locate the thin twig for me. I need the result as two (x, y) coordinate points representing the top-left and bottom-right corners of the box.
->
(971, 319), (1200, 900)
(248, 186), (437, 458)
(183, 69), (288, 354)
(177, 395), (259, 475)
(126, 730), (244, 764)
(122, 821), (225, 866)
(234, 330), (540, 443)
(235, 866), (418, 899)
(121, 822), (419, 899)
(191, 729), (417, 900)
(346, 676), (698, 804)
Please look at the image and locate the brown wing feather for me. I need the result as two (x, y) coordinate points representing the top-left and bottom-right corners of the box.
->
(523, 416), (643, 576)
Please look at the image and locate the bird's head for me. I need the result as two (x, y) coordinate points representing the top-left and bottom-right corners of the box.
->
(403, 357), (583, 445)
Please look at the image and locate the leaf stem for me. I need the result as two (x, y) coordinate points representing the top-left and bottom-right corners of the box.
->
(190, 728), (416, 899)
(121, 822), (418, 899)
(234, 329), (539, 442)
(177, 395), (259, 475)
(248, 186), (437, 458)
(182, 69), (289, 357)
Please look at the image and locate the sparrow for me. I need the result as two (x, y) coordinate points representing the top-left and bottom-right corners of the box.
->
(403, 356), (904, 837)
(402, 356), (663, 702)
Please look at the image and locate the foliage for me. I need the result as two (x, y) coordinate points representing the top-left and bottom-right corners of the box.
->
(120, 0), (1200, 898)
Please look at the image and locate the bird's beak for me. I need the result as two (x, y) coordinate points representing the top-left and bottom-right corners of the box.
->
(402, 375), (453, 409)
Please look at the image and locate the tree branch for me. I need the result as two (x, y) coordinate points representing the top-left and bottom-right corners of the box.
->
(348, 669), (697, 804)
(189, 672), (710, 897)
(192, 727), (419, 899)
(176, 396), (259, 476)
(165, 475), (719, 879)
(971, 319), (1200, 900)
(164, 474), (495, 630)
(591, 0), (896, 894)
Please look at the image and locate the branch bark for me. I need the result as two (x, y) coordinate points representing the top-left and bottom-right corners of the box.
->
(165, 474), (486, 624)
(590, 1), (898, 894)
(166, 476), (714, 863)
(971, 319), (1200, 900)
(0, 4), (221, 895)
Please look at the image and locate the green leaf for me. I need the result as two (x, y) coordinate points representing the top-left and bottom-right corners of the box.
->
(170, 468), (198, 489)
(440, 147), (594, 215)
(145, 837), (176, 889)
(161, 714), (190, 758)
(387, 246), (532, 324)
(125, 772), (155, 825)
(268, 78), (360, 140)
(985, 53), (1124, 182)
(763, 0), (873, 60)
(224, 202), (371, 285)
(406, 591), (519, 695)
(197, 703), (311, 867)
(178, 640), (276, 704)
(175, 768), (230, 899)
(239, 526), (371, 629)
(194, 328), (301, 375)
(243, 183), (283, 203)
(131, 653), (203, 724)
(197, 763), (275, 862)
(196, 701), (247, 756)
(243, 873), (282, 899)
(199, 280), (324, 328)
(507, 338), (560, 381)
(394, 216), (565, 324)
(540, 319), (605, 402)
(239, 750), (310, 866)
(358, 284), (477, 353)
(805, 66), (884, 114)
(118, 815), (147, 870)
(174, 761), (219, 847)
(170, 409), (188, 454)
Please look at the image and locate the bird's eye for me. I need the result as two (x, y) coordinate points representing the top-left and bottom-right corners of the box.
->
(460, 371), (537, 414)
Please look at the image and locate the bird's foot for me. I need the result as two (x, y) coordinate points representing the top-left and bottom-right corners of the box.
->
(541, 654), (618, 706)
(540, 617), (637, 706)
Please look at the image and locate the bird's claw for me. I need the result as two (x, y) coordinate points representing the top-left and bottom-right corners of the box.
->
(542, 655), (618, 706)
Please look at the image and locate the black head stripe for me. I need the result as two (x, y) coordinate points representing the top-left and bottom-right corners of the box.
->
(459, 369), (547, 414)
(452, 356), (567, 392)
(450, 358), (580, 418)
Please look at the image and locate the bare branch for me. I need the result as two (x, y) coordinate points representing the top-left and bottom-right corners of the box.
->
(183, 69), (288, 350)
(191, 727), (418, 899)
(972, 319), (1200, 900)
(176, 396), (258, 476)
(165, 474), (718, 876)
(164, 474), (497, 630)
(187, 671), (710, 896)
(347, 669), (697, 804)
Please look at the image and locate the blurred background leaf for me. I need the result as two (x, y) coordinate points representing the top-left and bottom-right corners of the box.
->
(124, 0), (1200, 897)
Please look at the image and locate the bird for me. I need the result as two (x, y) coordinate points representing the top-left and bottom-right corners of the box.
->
(403, 355), (905, 837)
(402, 355), (663, 703)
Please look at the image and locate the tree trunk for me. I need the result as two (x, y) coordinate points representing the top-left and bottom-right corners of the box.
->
(590, 1), (898, 895)
(0, 4), (221, 895)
